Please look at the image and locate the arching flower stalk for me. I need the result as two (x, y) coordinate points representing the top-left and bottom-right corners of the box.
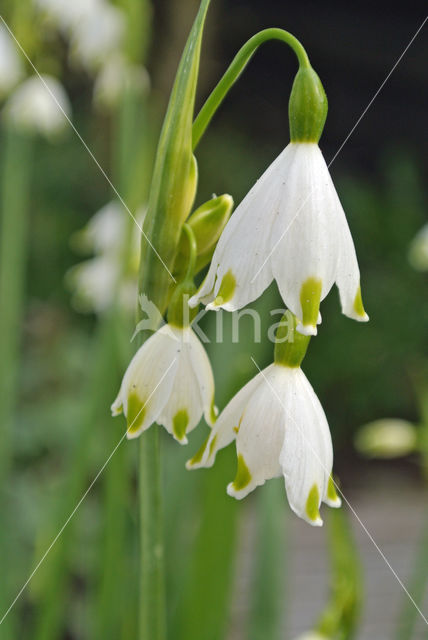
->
(188, 313), (341, 526)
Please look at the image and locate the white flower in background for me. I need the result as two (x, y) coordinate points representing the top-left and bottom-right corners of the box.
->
(293, 633), (328, 640)
(111, 325), (216, 443)
(67, 200), (143, 314)
(0, 24), (24, 97)
(408, 223), (428, 272)
(3, 74), (71, 138)
(187, 360), (341, 527)
(35, 0), (125, 72)
(190, 143), (368, 336)
(94, 53), (150, 110)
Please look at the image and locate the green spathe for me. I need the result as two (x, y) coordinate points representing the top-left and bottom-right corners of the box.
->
(289, 66), (328, 143)
(138, 0), (211, 319)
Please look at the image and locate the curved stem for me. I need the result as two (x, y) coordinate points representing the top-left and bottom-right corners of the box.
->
(192, 28), (310, 149)
(182, 222), (197, 281)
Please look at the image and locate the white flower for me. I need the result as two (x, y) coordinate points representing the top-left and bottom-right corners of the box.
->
(190, 143), (368, 335)
(111, 325), (216, 443)
(354, 418), (417, 459)
(67, 200), (143, 313)
(94, 54), (150, 110)
(69, 1), (125, 72)
(3, 74), (71, 138)
(187, 362), (341, 526)
(35, 0), (125, 72)
(0, 25), (24, 97)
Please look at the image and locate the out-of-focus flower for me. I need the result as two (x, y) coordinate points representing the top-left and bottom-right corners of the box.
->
(190, 143), (368, 336)
(3, 74), (71, 138)
(0, 24), (24, 97)
(35, 0), (125, 72)
(188, 313), (341, 527)
(293, 633), (329, 640)
(111, 324), (216, 443)
(93, 53), (150, 110)
(354, 418), (418, 459)
(408, 223), (428, 272)
(67, 200), (143, 314)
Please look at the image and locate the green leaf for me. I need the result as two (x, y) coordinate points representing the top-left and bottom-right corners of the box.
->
(138, 0), (211, 317)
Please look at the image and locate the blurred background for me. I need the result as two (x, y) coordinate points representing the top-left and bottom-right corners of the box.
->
(0, 1), (427, 639)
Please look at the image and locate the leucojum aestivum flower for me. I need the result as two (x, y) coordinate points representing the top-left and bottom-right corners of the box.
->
(110, 1), (368, 635)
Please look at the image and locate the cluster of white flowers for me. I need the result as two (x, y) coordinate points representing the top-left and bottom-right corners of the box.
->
(67, 200), (143, 314)
(112, 63), (367, 527)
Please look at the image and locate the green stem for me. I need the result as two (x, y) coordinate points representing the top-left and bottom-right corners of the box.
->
(192, 28), (310, 149)
(139, 429), (166, 640)
(0, 126), (32, 640)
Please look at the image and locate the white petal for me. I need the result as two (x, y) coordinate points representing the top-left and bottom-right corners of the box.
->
(158, 328), (214, 443)
(334, 203), (368, 322)
(279, 369), (333, 526)
(271, 144), (340, 334)
(186, 365), (266, 469)
(191, 148), (297, 311)
(0, 25), (24, 96)
(227, 365), (287, 499)
(111, 325), (180, 438)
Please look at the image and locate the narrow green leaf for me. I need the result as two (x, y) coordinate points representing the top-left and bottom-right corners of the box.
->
(138, 0), (211, 316)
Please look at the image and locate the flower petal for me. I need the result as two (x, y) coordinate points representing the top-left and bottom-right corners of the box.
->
(227, 365), (286, 499)
(111, 325), (180, 439)
(190, 148), (297, 311)
(279, 369), (333, 526)
(271, 144), (340, 334)
(186, 365), (265, 469)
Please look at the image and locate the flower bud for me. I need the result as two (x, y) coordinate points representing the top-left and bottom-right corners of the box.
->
(354, 418), (418, 459)
(289, 66), (327, 143)
(174, 193), (234, 277)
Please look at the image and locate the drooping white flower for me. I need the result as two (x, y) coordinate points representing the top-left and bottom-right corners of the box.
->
(3, 74), (71, 138)
(67, 200), (143, 313)
(0, 24), (24, 97)
(190, 142), (368, 336)
(111, 325), (216, 443)
(187, 360), (341, 526)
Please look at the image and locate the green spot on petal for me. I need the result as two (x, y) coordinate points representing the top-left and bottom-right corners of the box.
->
(127, 392), (147, 435)
(231, 454), (252, 492)
(209, 397), (217, 424)
(188, 435), (210, 466)
(306, 484), (320, 522)
(327, 476), (339, 503)
(208, 434), (218, 457)
(353, 285), (366, 317)
(300, 277), (322, 330)
(173, 409), (189, 441)
(214, 269), (236, 305)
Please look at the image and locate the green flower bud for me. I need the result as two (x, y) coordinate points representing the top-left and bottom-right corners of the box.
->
(174, 193), (234, 277)
(289, 66), (328, 143)
(354, 419), (418, 459)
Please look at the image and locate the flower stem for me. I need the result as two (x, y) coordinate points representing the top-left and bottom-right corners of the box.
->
(192, 28), (310, 149)
(139, 429), (166, 640)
